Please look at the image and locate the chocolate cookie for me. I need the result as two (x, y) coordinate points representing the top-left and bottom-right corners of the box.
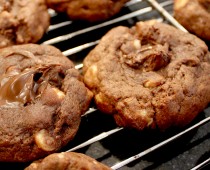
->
(174, 0), (210, 41)
(46, 0), (129, 22)
(0, 0), (50, 48)
(83, 20), (210, 131)
(25, 152), (111, 170)
(0, 44), (93, 162)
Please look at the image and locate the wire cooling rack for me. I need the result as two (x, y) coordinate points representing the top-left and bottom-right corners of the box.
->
(1, 0), (210, 169)
(44, 0), (210, 169)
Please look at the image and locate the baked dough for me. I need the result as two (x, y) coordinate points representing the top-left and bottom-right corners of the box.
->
(174, 0), (210, 41)
(83, 20), (210, 131)
(0, 0), (50, 48)
(25, 152), (111, 170)
(46, 0), (129, 22)
(0, 44), (92, 162)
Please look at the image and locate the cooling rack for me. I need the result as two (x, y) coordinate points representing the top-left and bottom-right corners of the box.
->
(1, 0), (210, 169)
(44, 0), (210, 169)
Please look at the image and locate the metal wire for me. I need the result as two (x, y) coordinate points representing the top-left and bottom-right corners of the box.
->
(66, 127), (124, 152)
(111, 117), (210, 169)
(45, 0), (210, 169)
(146, 0), (188, 32)
(42, 0), (173, 45)
(190, 157), (210, 170)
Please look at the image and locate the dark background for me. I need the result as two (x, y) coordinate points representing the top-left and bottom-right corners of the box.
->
(1, 0), (210, 169)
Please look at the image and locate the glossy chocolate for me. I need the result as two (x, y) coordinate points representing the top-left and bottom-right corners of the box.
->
(0, 65), (59, 107)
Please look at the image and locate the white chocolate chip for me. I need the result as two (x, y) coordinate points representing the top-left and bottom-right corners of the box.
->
(35, 129), (56, 151)
(143, 80), (161, 88)
(138, 109), (153, 126)
(52, 88), (65, 100)
(57, 153), (65, 159)
(30, 163), (38, 168)
(95, 93), (104, 104)
(93, 160), (98, 165)
(133, 39), (141, 50)
(174, 0), (189, 9)
(139, 109), (147, 117)
(95, 92), (114, 114)
(0, 41), (7, 47)
(84, 64), (99, 88)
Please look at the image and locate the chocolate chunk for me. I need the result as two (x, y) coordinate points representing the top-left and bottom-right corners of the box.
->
(83, 20), (210, 131)
(0, 44), (93, 162)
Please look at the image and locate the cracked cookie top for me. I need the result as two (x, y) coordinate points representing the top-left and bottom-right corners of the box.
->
(0, 44), (92, 162)
(0, 0), (50, 48)
(83, 20), (210, 131)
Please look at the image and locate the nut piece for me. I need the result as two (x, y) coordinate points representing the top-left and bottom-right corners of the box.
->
(34, 129), (57, 151)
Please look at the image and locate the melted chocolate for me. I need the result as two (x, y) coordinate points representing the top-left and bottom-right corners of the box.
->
(0, 65), (59, 107)
(121, 41), (171, 71)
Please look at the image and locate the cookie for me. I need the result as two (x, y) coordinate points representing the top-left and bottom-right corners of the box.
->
(83, 20), (210, 131)
(174, 0), (210, 41)
(46, 0), (129, 22)
(0, 0), (50, 48)
(25, 152), (111, 170)
(0, 44), (93, 162)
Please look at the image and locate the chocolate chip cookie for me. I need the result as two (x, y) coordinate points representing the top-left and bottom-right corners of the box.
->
(0, 44), (93, 162)
(0, 0), (50, 48)
(174, 0), (210, 41)
(83, 20), (210, 131)
(46, 0), (129, 22)
(25, 152), (111, 170)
